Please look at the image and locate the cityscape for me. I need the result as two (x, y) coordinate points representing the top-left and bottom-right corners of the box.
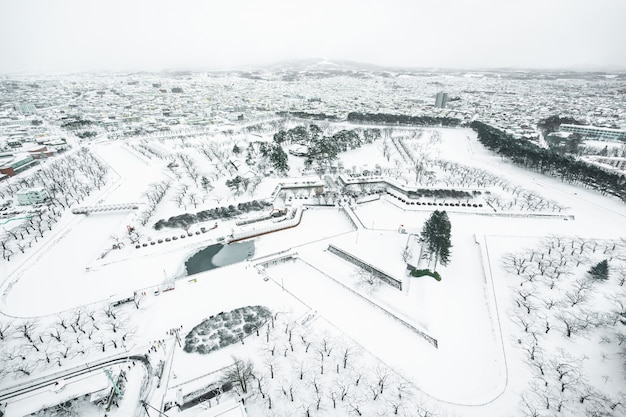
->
(0, 1), (625, 417)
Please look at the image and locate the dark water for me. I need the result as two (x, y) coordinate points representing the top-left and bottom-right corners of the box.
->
(185, 241), (255, 275)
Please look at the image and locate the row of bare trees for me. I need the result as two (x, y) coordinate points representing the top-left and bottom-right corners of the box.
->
(394, 133), (565, 212)
(218, 312), (445, 417)
(0, 148), (110, 262)
(0, 303), (135, 379)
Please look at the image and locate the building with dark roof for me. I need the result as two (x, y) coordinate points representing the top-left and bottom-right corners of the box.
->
(0, 154), (38, 176)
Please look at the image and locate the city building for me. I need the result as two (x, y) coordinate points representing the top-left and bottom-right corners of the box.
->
(0, 154), (37, 176)
(26, 145), (54, 159)
(16, 187), (48, 205)
(591, 156), (626, 172)
(435, 92), (448, 109)
(14, 103), (37, 115)
(560, 124), (626, 142)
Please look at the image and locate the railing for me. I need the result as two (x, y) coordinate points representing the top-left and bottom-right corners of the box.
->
(71, 203), (140, 214)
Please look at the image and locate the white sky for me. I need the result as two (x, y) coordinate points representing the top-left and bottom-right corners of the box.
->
(0, 0), (625, 73)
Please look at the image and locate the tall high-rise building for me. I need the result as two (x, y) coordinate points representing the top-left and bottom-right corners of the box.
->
(435, 92), (448, 108)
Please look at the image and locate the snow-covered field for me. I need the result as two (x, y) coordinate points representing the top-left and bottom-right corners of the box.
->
(0, 125), (624, 417)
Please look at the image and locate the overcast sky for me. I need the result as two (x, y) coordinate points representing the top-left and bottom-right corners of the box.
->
(1, 0), (625, 73)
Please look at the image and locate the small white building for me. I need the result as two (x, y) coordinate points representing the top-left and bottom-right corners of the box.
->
(16, 186), (48, 205)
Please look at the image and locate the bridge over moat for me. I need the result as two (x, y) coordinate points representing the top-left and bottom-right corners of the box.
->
(71, 203), (140, 214)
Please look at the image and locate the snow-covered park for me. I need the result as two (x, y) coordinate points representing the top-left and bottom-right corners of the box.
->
(0, 123), (624, 417)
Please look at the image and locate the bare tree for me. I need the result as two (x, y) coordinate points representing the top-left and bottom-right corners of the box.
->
(374, 365), (390, 395)
(346, 394), (364, 416)
(335, 378), (351, 403)
(565, 278), (594, 307)
(10, 361), (35, 377)
(342, 344), (359, 369)
(0, 321), (14, 340)
(354, 268), (382, 292)
(542, 297), (562, 311)
(103, 304), (117, 320)
(48, 327), (62, 342)
(293, 359), (310, 380)
(550, 352), (582, 393)
(614, 264), (626, 286)
(502, 252), (531, 275)
(18, 320), (37, 343)
(513, 311), (536, 333)
(387, 396), (406, 415)
(556, 312), (587, 338)
(521, 337), (542, 362)
(367, 379), (381, 401)
(220, 357), (255, 398)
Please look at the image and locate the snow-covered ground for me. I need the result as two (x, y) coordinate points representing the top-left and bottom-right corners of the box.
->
(1, 126), (624, 417)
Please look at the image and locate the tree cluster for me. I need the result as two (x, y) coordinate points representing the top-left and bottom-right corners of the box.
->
(502, 236), (626, 416)
(276, 111), (339, 121)
(60, 118), (94, 130)
(184, 306), (271, 354)
(216, 312), (442, 417)
(420, 210), (452, 272)
(347, 112), (462, 127)
(389, 132), (561, 213)
(537, 115), (582, 138)
(471, 121), (626, 202)
(0, 148), (110, 262)
(0, 303), (135, 380)
(136, 180), (170, 228)
(76, 130), (98, 139)
(153, 200), (272, 230)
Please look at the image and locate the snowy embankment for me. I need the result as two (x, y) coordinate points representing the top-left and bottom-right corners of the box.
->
(0, 126), (624, 416)
(1, 142), (170, 317)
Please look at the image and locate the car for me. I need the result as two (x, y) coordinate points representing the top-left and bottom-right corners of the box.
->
(172, 236), (178, 240)
(165, 237), (171, 242)
(158, 239), (163, 243)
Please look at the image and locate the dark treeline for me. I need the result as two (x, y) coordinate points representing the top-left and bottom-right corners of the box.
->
(76, 131), (97, 139)
(60, 118), (94, 130)
(408, 189), (474, 199)
(276, 111), (339, 121)
(273, 124), (381, 169)
(471, 121), (626, 202)
(346, 112), (462, 127)
(154, 200), (272, 230)
(537, 115), (582, 137)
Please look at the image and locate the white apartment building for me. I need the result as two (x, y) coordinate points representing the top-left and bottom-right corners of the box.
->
(560, 124), (626, 142)
(16, 187), (48, 205)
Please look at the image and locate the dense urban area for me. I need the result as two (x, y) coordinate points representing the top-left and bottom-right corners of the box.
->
(0, 61), (625, 417)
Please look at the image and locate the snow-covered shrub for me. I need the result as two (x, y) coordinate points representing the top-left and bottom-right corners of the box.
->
(184, 306), (271, 354)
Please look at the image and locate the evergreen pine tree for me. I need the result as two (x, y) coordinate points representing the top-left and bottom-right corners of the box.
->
(420, 210), (452, 272)
(588, 259), (609, 281)
(269, 144), (289, 175)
